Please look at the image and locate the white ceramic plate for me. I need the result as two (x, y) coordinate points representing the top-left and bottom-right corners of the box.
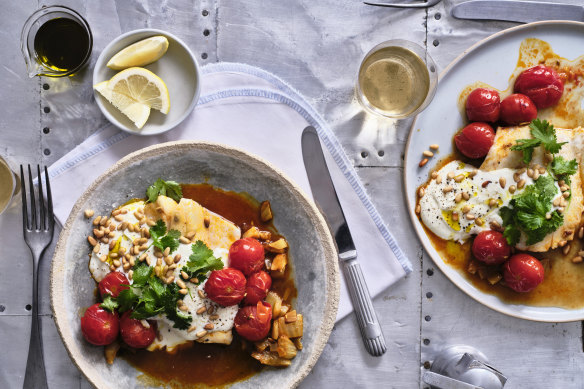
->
(51, 142), (339, 388)
(93, 29), (201, 136)
(405, 21), (584, 322)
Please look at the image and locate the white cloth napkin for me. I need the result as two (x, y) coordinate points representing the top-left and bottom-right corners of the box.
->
(48, 63), (412, 321)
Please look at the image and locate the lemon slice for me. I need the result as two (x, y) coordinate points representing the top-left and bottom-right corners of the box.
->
(94, 81), (151, 129)
(108, 67), (170, 114)
(107, 36), (169, 70)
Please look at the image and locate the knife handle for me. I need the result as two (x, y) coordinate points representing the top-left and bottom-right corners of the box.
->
(343, 259), (387, 356)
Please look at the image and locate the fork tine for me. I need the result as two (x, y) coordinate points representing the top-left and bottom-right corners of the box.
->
(44, 166), (54, 230)
(37, 165), (46, 230)
(28, 165), (37, 230)
(20, 165), (29, 230)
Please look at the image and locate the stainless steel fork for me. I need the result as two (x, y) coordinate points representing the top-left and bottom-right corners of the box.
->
(21, 165), (54, 389)
(364, 0), (442, 8)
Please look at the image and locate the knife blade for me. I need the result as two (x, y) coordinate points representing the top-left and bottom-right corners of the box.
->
(451, 0), (584, 23)
(301, 126), (386, 357)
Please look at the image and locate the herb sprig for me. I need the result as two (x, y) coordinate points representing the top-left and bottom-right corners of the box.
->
(146, 179), (182, 203)
(181, 240), (224, 284)
(150, 220), (181, 253)
(511, 119), (567, 164)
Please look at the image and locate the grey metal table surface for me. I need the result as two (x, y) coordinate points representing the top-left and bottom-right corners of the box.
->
(1, 1), (583, 388)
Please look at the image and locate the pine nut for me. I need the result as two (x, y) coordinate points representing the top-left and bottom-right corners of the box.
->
(209, 314), (220, 320)
(469, 170), (478, 178)
(431, 172), (438, 179)
(99, 255), (107, 263)
(579, 227), (584, 239)
(454, 174), (465, 183)
(84, 209), (95, 218)
(436, 175), (442, 184)
(114, 214), (123, 221)
(186, 231), (196, 239)
(466, 213), (476, 220)
(462, 192), (470, 201)
(139, 244), (149, 251)
(88, 236), (97, 246)
(415, 204), (421, 214)
(563, 192), (570, 198)
(94, 229), (104, 238)
(517, 179), (526, 189)
(204, 323), (214, 330)
(455, 193), (462, 203)
(174, 254), (182, 263)
(499, 177), (506, 188)
(187, 326), (197, 333)
(196, 330), (208, 338)
(198, 289), (206, 299)
(179, 305), (188, 311)
(179, 236), (191, 244)
(177, 279), (186, 289)
(489, 199), (498, 208)
(538, 167), (546, 174)
(419, 158), (429, 167)
(430, 144), (439, 150)
(447, 172), (455, 180)
(423, 150), (434, 157)
(164, 247), (170, 256)
(207, 306), (214, 314)
(92, 216), (102, 226)
(462, 205), (471, 214)
(452, 212), (459, 222)
(147, 219), (156, 227)
(164, 255), (174, 265)
(196, 307), (207, 314)
(532, 170), (540, 180)
(169, 264), (177, 270)
(181, 271), (189, 280)
(166, 276), (175, 284)
(490, 221), (502, 231)
(475, 218), (484, 226)
(558, 207), (565, 214)
(545, 213), (552, 220)
(191, 278), (199, 284)
(509, 185), (516, 194)
(572, 256), (583, 264)
(101, 237), (109, 244)
(123, 263), (131, 271)
(113, 260), (121, 267)
(128, 270), (133, 280)
(563, 245), (571, 256)
(179, 288), (188, 295)
(443, 185), (453, 193)
(527, 168), (534, 178)
(92, 244), (100, 253)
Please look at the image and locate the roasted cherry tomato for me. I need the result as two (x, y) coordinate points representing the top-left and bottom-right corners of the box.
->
(234, 301), (272, 341)
(229, 238), (265, 276)
(454, 122), (495, 159)
(514, 65), (564, 109)
(98, 271), (130, 298)
(499, 93), (537, 125)
(503, 254), (544, 293)
(465, 88), (500, 122)
(204, 268), (247, 306)
(80, 303), (119, 346)
(119, 311), (156, 348)
(244, 271), (272, 305)
(472, 231), (511, 265)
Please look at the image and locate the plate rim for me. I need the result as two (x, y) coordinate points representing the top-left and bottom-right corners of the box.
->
(50, 140), (340, 388)
(404, 20), (584, 322)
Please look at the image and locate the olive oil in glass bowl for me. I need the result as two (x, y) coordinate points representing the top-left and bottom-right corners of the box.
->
(357, 40), (438, 119)
(21, 5), (92, 78)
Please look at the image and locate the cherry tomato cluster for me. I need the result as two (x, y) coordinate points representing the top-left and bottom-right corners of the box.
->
(205, 237), (274, 341)
(471, 231), (544, 293)
(456, 65), (564, 159)
(81, 272), (156, 348)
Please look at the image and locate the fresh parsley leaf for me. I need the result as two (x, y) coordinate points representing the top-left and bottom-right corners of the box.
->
(117, 263), (193, 328)
(99, 295), (119, 312)
(510, 119), (567, 163)
(149, 220), (181, 253)
(529, 119), (567, 154)
(181, 240), (224, 284)
(500, 175), (564, 246)
(146, 179), (182, 203)
(510, 138), (540, 164)
(550, 156), (578, 185)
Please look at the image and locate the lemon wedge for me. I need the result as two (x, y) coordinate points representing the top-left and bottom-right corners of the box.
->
(108, 67), (170, 114)
(93, 81), (151, 129)
(107, 36), (169, 70)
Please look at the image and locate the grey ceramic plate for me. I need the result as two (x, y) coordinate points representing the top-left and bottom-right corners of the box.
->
(50, 141), (339, 388)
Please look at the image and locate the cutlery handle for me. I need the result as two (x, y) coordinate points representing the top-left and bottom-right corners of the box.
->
(23, 252), (48, 389)
(343, 259), (387, 356)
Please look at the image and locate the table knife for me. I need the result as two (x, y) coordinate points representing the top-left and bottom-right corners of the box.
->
(301, 126), (387, 357)
(451, 0), (584, 23)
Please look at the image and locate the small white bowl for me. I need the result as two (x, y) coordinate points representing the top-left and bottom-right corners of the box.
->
(93, 29), (201, 136)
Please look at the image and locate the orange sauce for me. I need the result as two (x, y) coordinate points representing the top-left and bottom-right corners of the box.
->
(121, 184), (297, 388)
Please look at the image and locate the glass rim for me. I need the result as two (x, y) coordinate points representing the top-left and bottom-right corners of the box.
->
(356, 39), (439, 119)
(0, 156), (17, 216)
